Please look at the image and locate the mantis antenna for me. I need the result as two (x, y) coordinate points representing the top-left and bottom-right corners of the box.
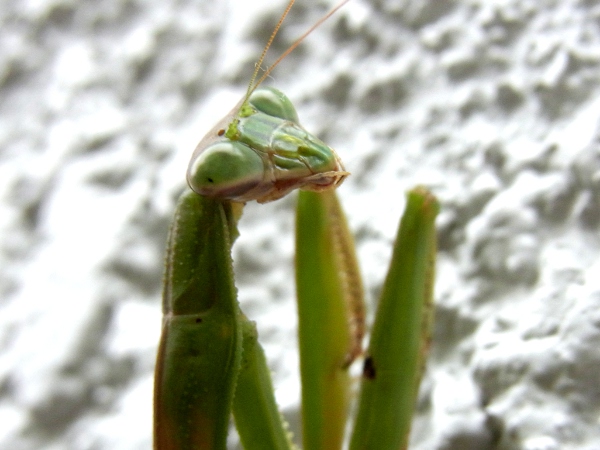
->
(244, 0), (350, 102)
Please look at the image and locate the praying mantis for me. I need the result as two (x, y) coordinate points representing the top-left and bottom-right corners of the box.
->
(153, 1), (438, 449)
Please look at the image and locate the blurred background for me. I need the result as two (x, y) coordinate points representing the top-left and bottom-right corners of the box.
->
(1, 0), (600, 448)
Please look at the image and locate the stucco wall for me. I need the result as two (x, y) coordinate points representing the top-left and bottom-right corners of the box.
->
(1, 0), (599, 448)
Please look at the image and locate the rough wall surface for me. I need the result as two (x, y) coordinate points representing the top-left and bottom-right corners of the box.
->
(1, 0), (599, 449)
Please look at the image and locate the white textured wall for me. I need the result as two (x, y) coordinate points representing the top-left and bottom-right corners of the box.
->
(1, 0), (599, 449)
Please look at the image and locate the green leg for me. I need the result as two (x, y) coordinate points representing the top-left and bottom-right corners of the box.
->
(233, 315), (295, 450)
(295, 189), (365, 450)
(350, 187), (438, 450)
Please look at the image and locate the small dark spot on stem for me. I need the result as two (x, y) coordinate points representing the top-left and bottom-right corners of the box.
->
(207, 178), (214, 183)
(363, 355), (376, 379)
(195, 318), (202, 324)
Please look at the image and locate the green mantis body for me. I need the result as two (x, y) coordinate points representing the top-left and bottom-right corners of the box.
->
(154, 1), (438, 449)
(154, 194), (241, 449)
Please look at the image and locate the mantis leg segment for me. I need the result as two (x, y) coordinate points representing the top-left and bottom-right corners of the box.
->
(295, 189), (366, 450)
(349, 187), (439, 450)
(233, 315), (296, 450)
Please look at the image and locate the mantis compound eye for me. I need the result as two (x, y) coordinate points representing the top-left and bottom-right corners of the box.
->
(187, 141), (265, 199)
(248, 87), (300, 123)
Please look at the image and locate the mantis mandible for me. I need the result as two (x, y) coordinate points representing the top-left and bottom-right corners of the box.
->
(153, 1), (438, 449)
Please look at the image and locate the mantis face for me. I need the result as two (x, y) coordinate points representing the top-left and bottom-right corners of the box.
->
(187, 86), (349, 203)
